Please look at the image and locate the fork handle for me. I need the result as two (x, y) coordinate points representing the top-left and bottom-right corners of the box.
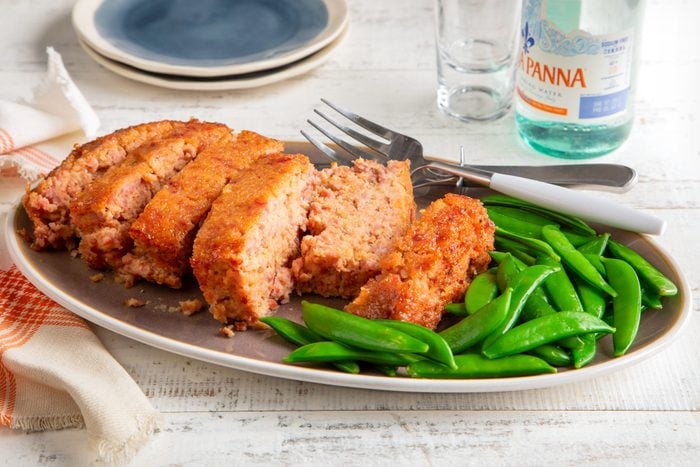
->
(489, 173), (666, 235)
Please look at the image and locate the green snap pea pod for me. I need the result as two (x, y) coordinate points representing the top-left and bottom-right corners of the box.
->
(301, 301), (429, 354)
(259, 317), (360, 374)
(486, 205), (559, 227)
(487, 208), (543, 238)
(482, 311), (615, 359)
(577, 233), (611, 256)
(536, 255), (584, 314)
(376, 320), (456, 369)
(465, 270), (499, 315)
(482, 265), (557, 349)
(602, 258), (642, 357)
(497, 262), (582, 353)
(571, 334), (597, 369)
(406, 353), (556, 378)
(607, 240), (678, 297)
(444, 302), (468, 316)
(496, 254), (520, 292)
(573, 276), (607, 319)
(490, 250), (528, 267)
(496, 226), (560, 260)
(283, 341), (422, 366)
(374, 365), (398, 377)
(482, 195), (597, 236)
(439, 289), (512, 354)
(528, 344), (572, 367)
(641, 284), (663, 309)
(583, 253), (606, 275)
(494, 237), (537, 265)
(541, 225), (617, 297)
(561, 230), (593, 248)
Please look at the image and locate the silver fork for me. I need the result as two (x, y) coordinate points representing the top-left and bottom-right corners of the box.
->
(301, 99), (665, 235)
(302, 99), (637, 192)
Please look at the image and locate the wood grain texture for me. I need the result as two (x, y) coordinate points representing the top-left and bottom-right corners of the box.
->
(0, 0), (698, 465)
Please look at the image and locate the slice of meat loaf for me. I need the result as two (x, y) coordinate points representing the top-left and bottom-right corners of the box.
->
(70, 121), (231, 269)
(120, 131), (284, 288)
(345, 193), (495, 330)
(291, 159), (415, 298)
(191, 153), (316, 327)
(23, 120), (189, 250)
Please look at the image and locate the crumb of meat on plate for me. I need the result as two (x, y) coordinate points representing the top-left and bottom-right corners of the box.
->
(179, 299), (203, 316)
(123, 297), (146, 308)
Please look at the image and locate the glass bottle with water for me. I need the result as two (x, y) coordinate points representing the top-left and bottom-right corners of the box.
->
(515, 0), (645, 159)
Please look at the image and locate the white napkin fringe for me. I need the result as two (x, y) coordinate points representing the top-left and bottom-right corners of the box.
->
(10, 414), (84, 432)
(94, 413), (163, 466)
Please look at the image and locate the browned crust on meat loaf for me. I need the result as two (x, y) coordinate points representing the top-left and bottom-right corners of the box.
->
(120, 131), (284, 288)
(292, 159), (415, 298)
(22, 120), (189, 250)
(345, 193), (495, 330)
(70, 121), (231, 269)
(191, 153), (315, 326)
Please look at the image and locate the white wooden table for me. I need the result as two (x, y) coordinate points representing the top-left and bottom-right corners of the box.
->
(1, 0), (698, 464)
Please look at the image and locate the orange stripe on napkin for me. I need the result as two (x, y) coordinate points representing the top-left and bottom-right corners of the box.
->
(19, 146), (59, 167)
(0, 128), (14, 153)
(1, 266), (88, 426)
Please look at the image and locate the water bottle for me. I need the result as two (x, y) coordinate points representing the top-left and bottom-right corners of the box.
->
(515, 0), (646, 159)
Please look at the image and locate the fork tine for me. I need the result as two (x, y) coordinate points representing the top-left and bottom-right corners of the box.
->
(314, 109), (391, 158)
(307, 119), (386, 163)
(300, 129), (351, 165)
(321, 98), (398, 141)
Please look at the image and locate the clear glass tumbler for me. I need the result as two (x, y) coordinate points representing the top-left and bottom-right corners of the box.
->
(435, 0), (522, 122)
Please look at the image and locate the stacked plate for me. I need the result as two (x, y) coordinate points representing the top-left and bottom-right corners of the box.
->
(73, 0), (349, 91)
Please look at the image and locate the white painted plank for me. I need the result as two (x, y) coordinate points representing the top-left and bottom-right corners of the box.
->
(0, 410), (698, 466)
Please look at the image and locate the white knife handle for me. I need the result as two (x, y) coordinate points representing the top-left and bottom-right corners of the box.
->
(489, 173), (666, 235)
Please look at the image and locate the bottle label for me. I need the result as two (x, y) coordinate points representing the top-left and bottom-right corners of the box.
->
(517, 0), (634, 123)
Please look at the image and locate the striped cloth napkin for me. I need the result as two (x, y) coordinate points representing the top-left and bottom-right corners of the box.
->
(0, 47), (99, 179)
(0, 48), (161, 464)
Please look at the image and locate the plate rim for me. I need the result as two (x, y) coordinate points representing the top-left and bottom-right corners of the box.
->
(72, 0), (349, 77)
(5, 184), (693, 393)
(77, 25), (348, 91)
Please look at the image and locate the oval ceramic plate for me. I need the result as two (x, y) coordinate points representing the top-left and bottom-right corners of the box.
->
(73, 0), (348, 77)
(6, 144), (692, 392)
(78, 25), (347, 91)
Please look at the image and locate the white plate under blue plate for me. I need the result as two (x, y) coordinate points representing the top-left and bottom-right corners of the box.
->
(73, 0), (348, 77)
(78, 25), (347, 91)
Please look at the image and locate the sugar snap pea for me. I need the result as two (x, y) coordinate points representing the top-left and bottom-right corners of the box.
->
(607, 240), (678, 297)
(283, 341), (421, 366)
(571, 335), (597, 368)
(444, 302), (468, 316)
(482, 265), (557, 349)
(406, 353), (556, 379)
(528, 344), (572, 367)
(376, 320), (456, 369)
(482, 311), (615, 359)
(536, 255), (584, 314)
(482, 195), (597, 236)
(439, 289), (512, 354)
(577, 233), (610, 256)
(496, 226), (560, 260)
(494, 237), (537, 265)
(301, 301), (429, 354)
(541, 225), (617, 297)
(465, 269), (499, 315)
(259, 316), (360, 374)
(641, 284), (663, 309)
(583, 253), (606, 275)
(602, 258), (642, 357)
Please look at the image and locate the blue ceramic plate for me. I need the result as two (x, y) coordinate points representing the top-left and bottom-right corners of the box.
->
(73, 0), (348, 77)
